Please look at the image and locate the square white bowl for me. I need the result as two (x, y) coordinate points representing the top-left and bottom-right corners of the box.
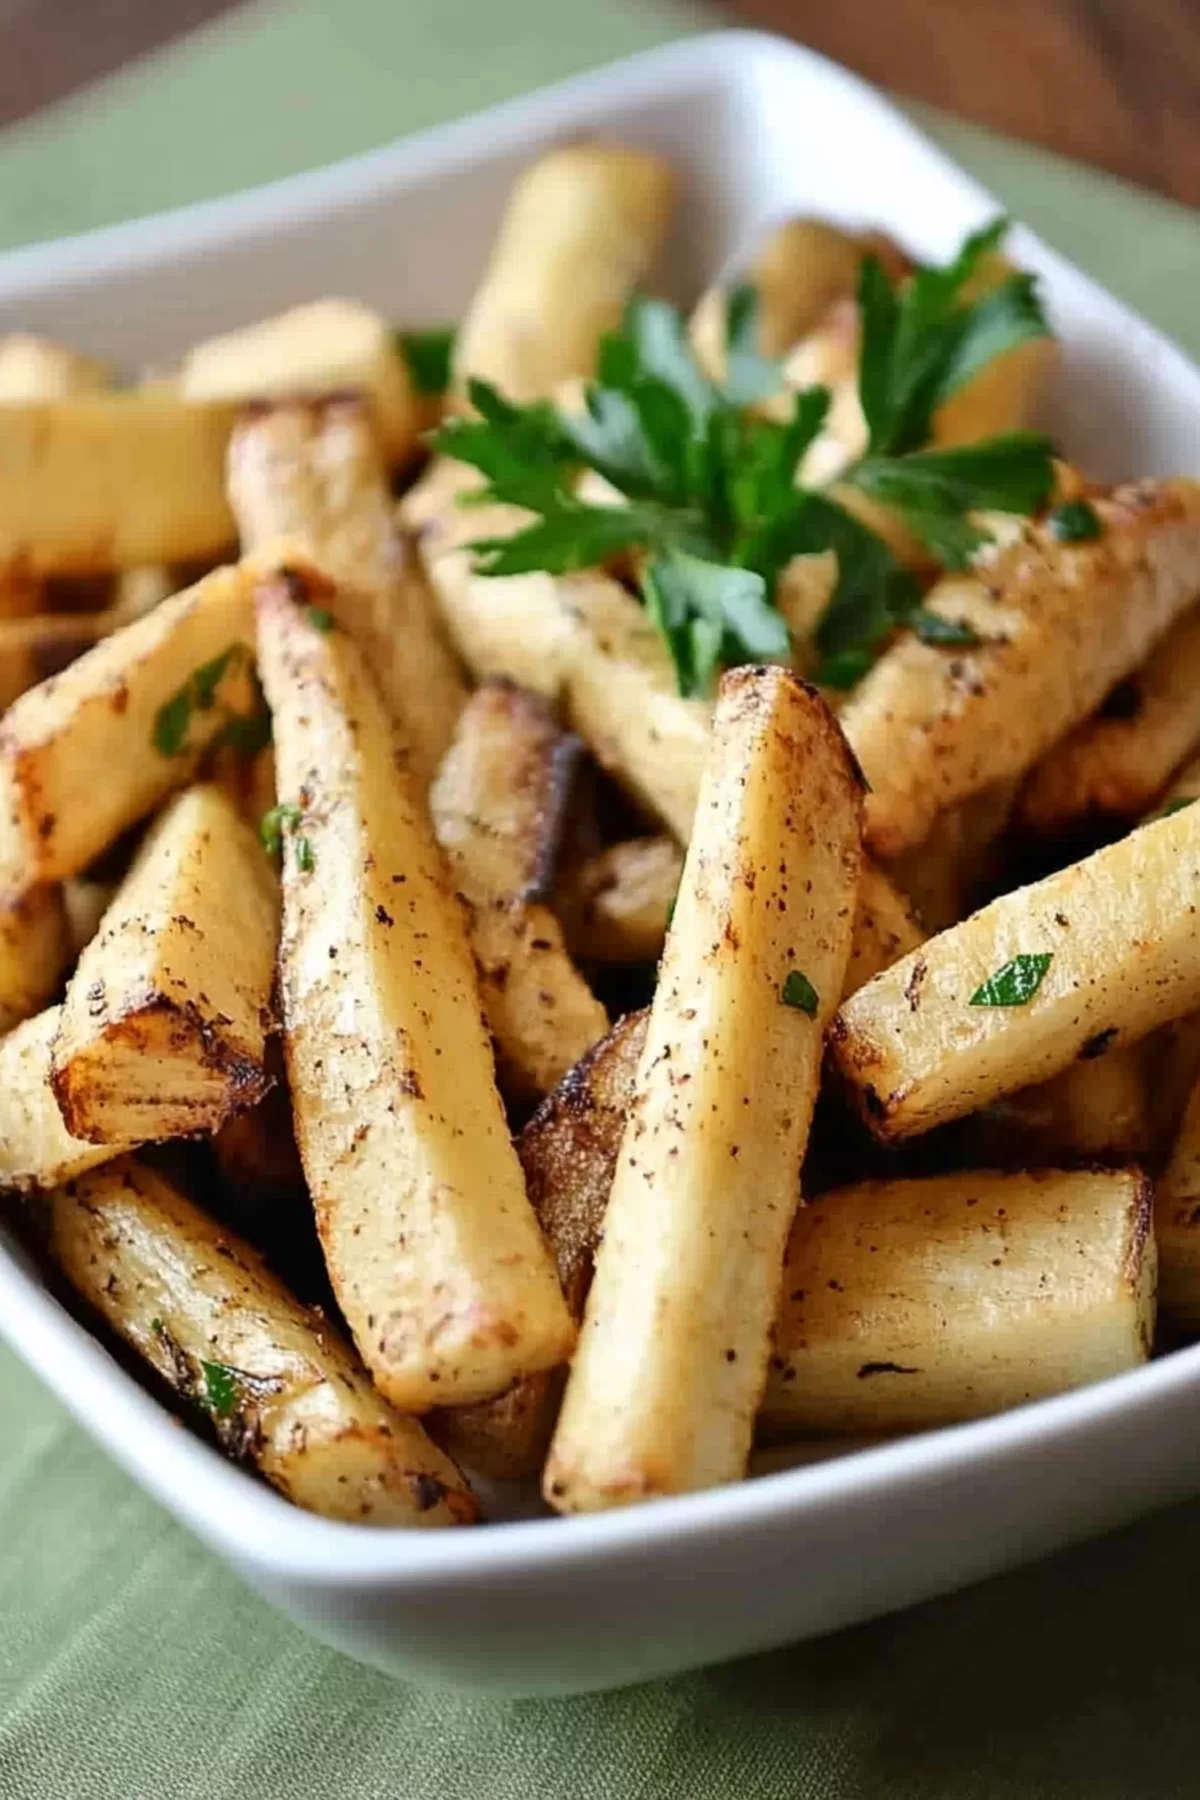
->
(3, 28), (1200, 1698)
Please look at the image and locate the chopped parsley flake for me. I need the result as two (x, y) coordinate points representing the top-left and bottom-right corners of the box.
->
(200, 1361), (239, 1420)
(781, 969), (820, 1016)
(969, 952), (1052, 1007)
(1048, 498), (1102, 542)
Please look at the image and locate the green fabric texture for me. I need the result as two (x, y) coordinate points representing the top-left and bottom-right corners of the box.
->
(3, 3), (1200, 1794)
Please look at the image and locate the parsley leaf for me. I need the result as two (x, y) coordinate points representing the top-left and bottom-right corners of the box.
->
(307, 606), (334, 632)
(856, 218), (1050, 457)
(153, 689), (193, 758)
(909, 608), (980, 647)
(200, 1361), (240, 1420)
(969, 952), (1053, 1007)
(781, 970), (820, 1015)
(645, 551), (789, 699)
(1163, 796), (1197, 818)
(260, 803), (302, 858)
(1048, 497), (1103, 542)
(723, 285), (785, 407)
(153, 644), (250, 757)
(431, 222), (1054, 696)
(850, 434), (1056, 568)
(396, 326), (455, 396)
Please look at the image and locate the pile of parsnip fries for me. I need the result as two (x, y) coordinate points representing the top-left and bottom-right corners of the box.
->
(3, 137), (1200, 1532)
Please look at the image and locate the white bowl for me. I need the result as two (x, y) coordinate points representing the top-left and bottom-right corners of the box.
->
(3, 29), (1200, 1698)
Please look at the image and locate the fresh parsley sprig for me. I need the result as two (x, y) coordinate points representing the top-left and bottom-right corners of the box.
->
(432, 219), (1054, 696)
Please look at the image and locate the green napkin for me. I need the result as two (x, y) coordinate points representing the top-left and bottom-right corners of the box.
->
(3, 5), (1200, 1795)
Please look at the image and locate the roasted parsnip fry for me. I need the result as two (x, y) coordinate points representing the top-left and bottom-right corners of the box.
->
(1017, 602), (1200, 835)
(964, 1043), (1151, 1165)
(557, 835), (684, 965)
(557, 574), (712, 841)
(840, 480), (1200, 857)
(0, 611), (108, 711)
(49, 1158), (476, 1525)
(415, 550), (709, 837)
(0, 561), (257, 892)
(404, 460), (577, 699)
(888, 780), (1019, 934)
(430, 679), (607, 1101)
(228, 397), (466, 787)
(843, 859), (925, 997)
(454, 143), (674, 401)
(833, 801), (1200, 1141)
(1148, 747), (1200, 821)
(108, 564), (175, 625)
(0, 332), (108, 401)
(182, 299), (419, 464)
(1155, 1074), (1200, 1329)
(0, 390), (235, 576)
(0, 886), (69, 1034)
(212, 1077), (307, 1211)
(690, 218), (879, 380)
(0, 1007), (137, 1191)
(0, 573), (41, 621)
(1145, 1010), (1200, 1164)
(436, 1008), (647, 1479)
(761, 1168), (1154, 1435)
(256, 561), (574, 1410)
(61, 875), (117, 959)
(52, 785), (277, 1142)
(930, 249), (1058, 448)
(545, 668), (862, 1510)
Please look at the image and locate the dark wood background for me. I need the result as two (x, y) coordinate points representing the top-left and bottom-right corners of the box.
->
(2, 0), (1199, 207)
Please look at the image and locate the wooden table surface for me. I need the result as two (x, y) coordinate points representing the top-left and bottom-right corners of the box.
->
(2, 0), (1199, 208)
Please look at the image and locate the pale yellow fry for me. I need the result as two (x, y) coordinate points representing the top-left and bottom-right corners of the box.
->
(761, 1168), (1153, 1435)
(545, 667), (862, 1510)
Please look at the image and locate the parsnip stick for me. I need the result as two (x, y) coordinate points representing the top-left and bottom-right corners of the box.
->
(545, 668), (862, 1509)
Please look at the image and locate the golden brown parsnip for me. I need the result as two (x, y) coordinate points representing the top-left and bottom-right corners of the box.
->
(0, 611), (109, 712)
(760, 1168), (1154, 1435)
(49, 1158), (477, 1525)
(1156, 1074), (1200, 1329)
(690, 218), (877, 381)
(62, 877), (118, 959)
(964, 1044), (1151, 1165)
(833, 801), (1200, 1141)
(0, 390), (235, 576)
(228, 398), (466, 786)
(108, 565), (175, 626)
(454, 143), (674, 401)
(840, 480), (1200, 858)
(211, 1078), (307, 1211)
(557, 835), (684, 965)
(0, 886), (69, 1034)
(430, 679), (607, 1101)
(182, 298), (419, 463)
(887, 780), (1019, 934)
(843, 859), (925, 997)
(1148, 747), (1200, 821)
(545, 668), (862, 1510)
(51, 785), (278, 1143)
(0, 1007), (138, 1191)
(931, 249), (1058, 447)
(558, 575), (713, 841)
(0, 332), (109, 401)
(404, 459), (578, 700)
(435, 1007), (647, 1480)
(256, 560), (574, 1410)
(0, 561), (258, 892)
(1017, 602), (1200, 835)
